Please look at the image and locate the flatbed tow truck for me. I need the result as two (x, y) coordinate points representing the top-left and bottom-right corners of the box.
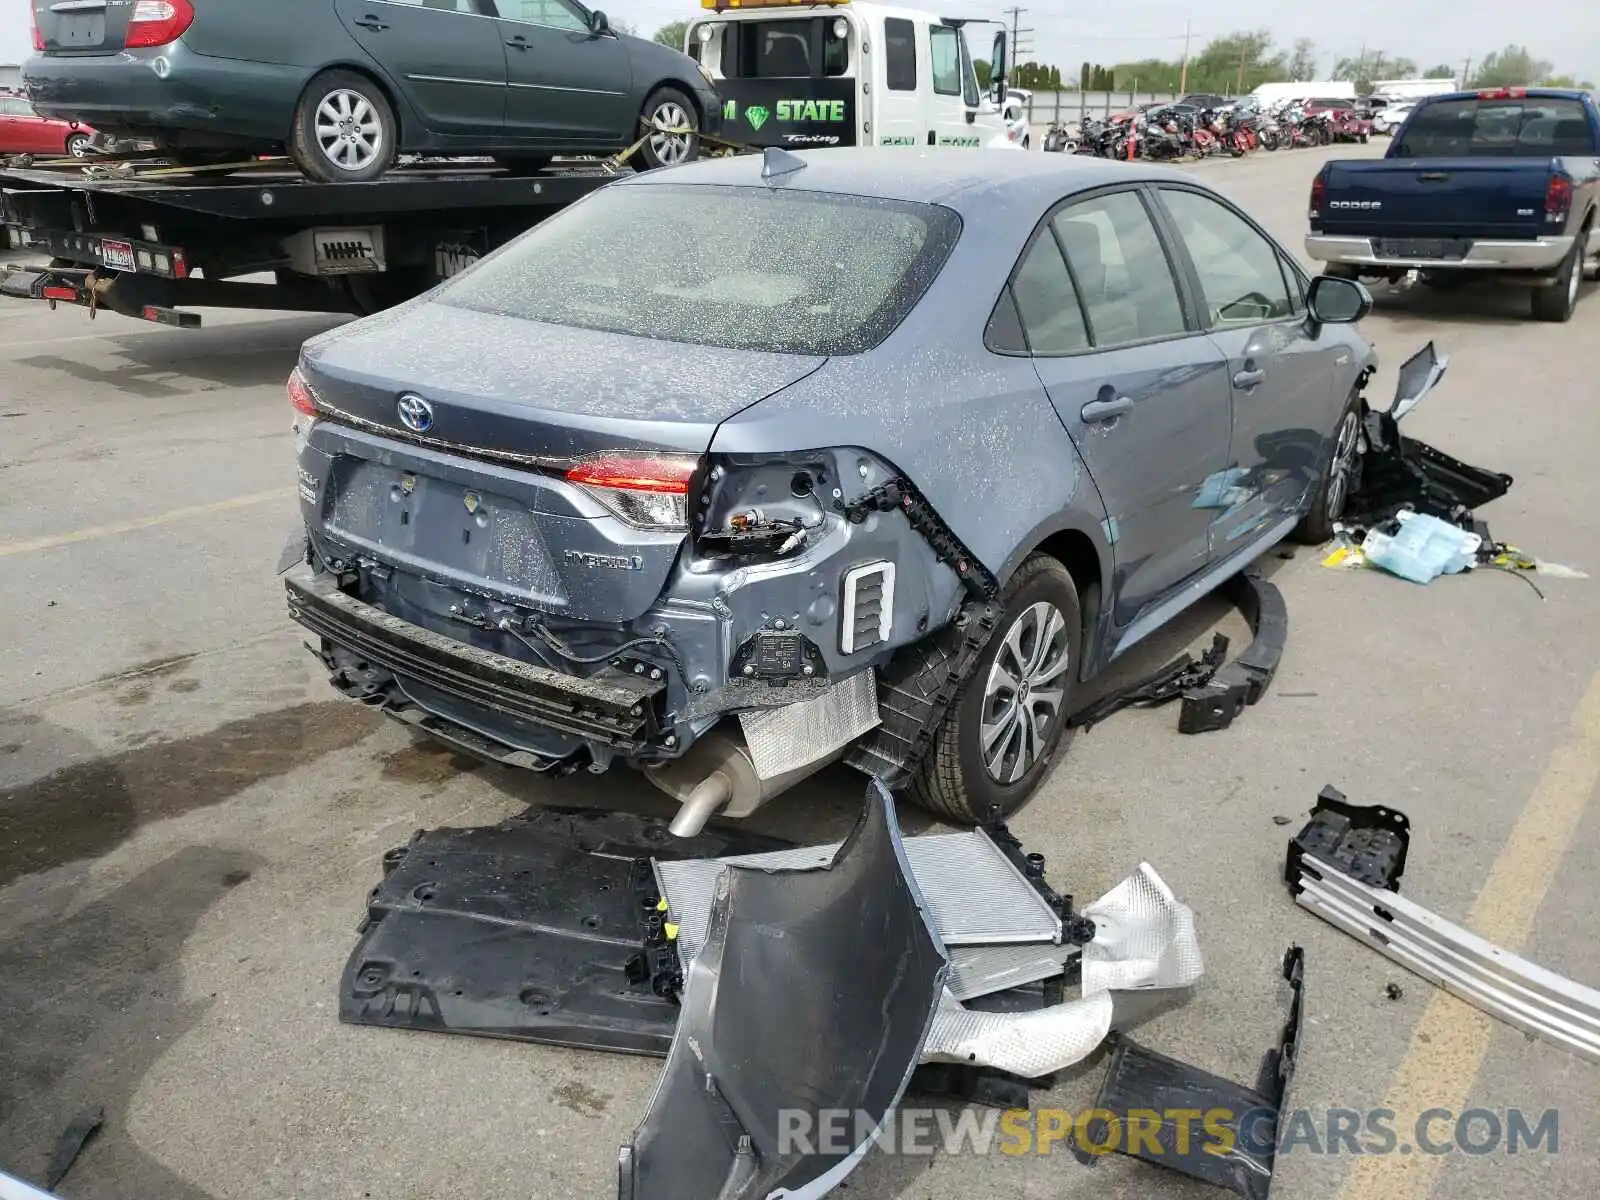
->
(1, 0), (1016, 329)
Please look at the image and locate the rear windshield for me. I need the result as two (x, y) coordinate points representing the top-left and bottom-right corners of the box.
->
(1393, 97), (1595, 156)
(437, 183), (961, 356)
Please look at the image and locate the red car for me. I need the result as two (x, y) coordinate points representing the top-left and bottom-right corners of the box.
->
(0, 93), (96, 158)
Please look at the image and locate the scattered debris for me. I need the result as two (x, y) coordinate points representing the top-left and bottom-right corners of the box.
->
(1385, 982), (1405, 1001)
(617, 783), (945, 1200)
(1272, 815), (1295, 826)
(43, 1106), (103, 1191)
(1072, 946), (1305, 1200)
(1071, 572), (1287, 737)
(1285, 787), (1600, 1061)
(1361, 511), (1482, 584)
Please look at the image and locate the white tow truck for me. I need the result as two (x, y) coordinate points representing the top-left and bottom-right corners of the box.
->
(685, 0), (1017, 152)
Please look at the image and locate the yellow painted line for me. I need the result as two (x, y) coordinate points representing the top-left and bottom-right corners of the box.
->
(1337, 669), (1600, 1200)
(0, 487), (296, 558)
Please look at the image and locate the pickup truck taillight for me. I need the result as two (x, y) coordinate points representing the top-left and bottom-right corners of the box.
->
(1308, 172), (1326, 227)
(126, 0), (196, 50)
(1545, 174), (1573, 225)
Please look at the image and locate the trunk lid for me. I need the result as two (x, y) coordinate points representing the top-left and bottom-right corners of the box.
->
(34, 0), (134, 56)
(299, 300), (826, 623)
(1320, 158), (1557, 239)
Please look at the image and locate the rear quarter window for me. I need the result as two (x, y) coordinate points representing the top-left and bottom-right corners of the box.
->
(436, 184), (962, 357)
(1393, 97), (1596, 156)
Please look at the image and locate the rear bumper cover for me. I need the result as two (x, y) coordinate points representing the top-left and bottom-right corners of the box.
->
(284, 565), (663, 753)
(1305, 233), (1575, 271)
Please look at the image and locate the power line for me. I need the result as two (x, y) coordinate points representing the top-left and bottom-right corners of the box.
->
(1002, 7), (1034, 61)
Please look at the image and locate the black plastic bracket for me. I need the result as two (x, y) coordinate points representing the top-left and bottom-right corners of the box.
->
(1286, 784), (1411, 893)
(1178, 572), (1287, 735)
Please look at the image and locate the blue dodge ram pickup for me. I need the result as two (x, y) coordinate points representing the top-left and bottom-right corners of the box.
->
(1306, 87), (1600, 321)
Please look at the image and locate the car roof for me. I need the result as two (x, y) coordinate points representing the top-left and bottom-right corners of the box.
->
(613, 147), (1193, 208)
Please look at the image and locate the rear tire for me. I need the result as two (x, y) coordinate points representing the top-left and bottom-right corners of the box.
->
(633, 86), (699, 172)
(910, 555), (1080, 824)
(1530, 232), (1585, 323)
(289, 69), (398, 183)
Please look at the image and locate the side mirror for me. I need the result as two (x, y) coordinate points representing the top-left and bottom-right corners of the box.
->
(989, 31), (1008, 107)
(1306, 273), (1372, 325)
(589, 9), (612, 36)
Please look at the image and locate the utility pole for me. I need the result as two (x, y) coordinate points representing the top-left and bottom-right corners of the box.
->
(1235, 41), (1248, 94)
(1002, 6), (1033, 76)
(1179, 19), (1192, 93)
(1461, 56), (1473, 87)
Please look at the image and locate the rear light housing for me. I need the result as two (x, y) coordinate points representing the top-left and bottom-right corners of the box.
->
(31, 6), (44, 51)
(1308, 172), (1326, 227)
(1478, 87), (1527, 100)
(566, 454), (701, 531)
(1545, 173), (1573, 224)
(126, 0), (196, 50)
(287, 367), (320, 418)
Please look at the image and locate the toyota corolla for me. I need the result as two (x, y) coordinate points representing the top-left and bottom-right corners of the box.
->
(282, 148), (1378, 833)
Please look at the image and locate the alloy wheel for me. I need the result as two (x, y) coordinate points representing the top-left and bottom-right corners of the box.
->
(315, 89), (384, 173)
(648, 101), (694, 165)
(1325, 410), (1361, 520)
(979, 601), (1071, 784)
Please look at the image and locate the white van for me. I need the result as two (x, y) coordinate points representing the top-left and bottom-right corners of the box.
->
(686, 0), (1016, 151)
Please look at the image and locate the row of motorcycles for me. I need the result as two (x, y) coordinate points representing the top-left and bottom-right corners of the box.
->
(1040, 99), (1364, 160)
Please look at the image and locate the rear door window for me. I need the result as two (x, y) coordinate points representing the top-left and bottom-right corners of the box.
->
(1051, 191), (1187, 348)
(438, 184), (961, 356)
(1007, 234), (1090, 353)
(1393, 96), (1595, 156)
(494, 0), (587, 30)
(721, 18), (848, 78)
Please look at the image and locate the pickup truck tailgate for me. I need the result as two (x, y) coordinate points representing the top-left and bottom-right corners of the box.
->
(1319, 159), (1556, 238)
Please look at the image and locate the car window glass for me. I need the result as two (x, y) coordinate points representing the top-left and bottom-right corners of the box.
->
(734, 20), (813, 78)
(1393, 96), (1594, 157)
(1051, 192), (1186, 347)
(439, 183), (961, 356)
(821, 21), (848, 76)
(929, 25), (961, 96)
(1, 99), (29, 116)
(884, 17), (916, 90)
(1158, 188), (1294, 326)
(1008, 234), (1089, 353)
(984, 287), (1027, 352)
(497, 0), (588, 32)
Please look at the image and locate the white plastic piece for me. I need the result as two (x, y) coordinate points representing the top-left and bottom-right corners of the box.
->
(840, 560), (895, 655)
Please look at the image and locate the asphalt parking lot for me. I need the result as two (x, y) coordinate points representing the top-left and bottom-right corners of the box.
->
(3, 141), (1598, 1200)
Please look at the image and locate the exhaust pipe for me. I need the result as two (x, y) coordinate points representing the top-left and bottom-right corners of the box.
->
(668, 774), (734, 839)
(646, 726), (845, 839)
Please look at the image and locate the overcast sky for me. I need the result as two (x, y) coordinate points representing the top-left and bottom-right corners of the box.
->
(3, 0), (1593, 81)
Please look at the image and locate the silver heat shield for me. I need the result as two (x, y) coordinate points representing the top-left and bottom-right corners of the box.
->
(737, 667), (880, 779)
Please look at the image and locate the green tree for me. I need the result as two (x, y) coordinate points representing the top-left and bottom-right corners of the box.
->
(974, 58), (992, 89)
(1333, 51), (1419, 94)
(1113, 57), (1183, 91)
(1470, 45), (1553, 88)
(1423, 63), (1457, 79)
(1188, 30), (1284, 93)
(652, 20), (689, 51)
(1286, 38), (1317, 82)
(1079, 61), (1091, 91)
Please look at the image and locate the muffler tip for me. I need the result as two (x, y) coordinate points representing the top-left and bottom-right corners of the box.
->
(668, 774), (733, 839)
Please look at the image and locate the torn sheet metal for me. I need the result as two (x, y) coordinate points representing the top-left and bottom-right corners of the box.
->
(1073, 946), (1305, 1199)
(618, 782), (947, 1200)
(1288, 846), (1600, 1062)
(923, 863), (1204, 1078)
(653, 826), (1062, 955)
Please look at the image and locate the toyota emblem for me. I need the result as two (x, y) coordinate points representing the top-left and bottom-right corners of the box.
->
(396, 393), (434, 434)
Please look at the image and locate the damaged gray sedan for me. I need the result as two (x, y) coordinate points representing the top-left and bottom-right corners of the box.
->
(283, 147), (1378, 829)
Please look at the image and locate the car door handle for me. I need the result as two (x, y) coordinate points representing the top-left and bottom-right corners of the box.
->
(353, 16), (389, 31)
(1233, 368), (1265, 390)
(507, 35), (531, 49)
(1081, 395), (1134, 423)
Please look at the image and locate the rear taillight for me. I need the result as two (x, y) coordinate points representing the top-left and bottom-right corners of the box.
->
(566, 454), (700, 531)
(1477, 87), (1526, 100)
(31, 5), (44, 51)
(287, 367), (319, 418)
(1309, 172), (1326, 223)
(126, 0), (196, 50)
(1545, 174), (1573, 224)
